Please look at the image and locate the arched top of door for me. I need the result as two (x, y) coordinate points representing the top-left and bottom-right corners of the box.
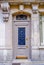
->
(12, 11), (31, 17)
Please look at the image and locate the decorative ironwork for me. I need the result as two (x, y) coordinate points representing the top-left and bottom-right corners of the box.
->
(16, 15), (27, 20)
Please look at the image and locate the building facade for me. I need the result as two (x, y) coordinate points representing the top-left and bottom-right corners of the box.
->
(0, 0), (44, 65)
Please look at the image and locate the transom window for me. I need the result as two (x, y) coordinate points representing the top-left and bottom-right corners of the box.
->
(16, 14), (27, 20)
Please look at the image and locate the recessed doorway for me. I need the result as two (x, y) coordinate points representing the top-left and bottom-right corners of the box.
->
(12, 14), (31, 59)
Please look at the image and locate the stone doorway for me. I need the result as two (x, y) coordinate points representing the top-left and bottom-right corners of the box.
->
(12, 13), (31, 59)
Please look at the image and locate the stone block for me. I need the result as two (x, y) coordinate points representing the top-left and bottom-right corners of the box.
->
(40, 49), (44, 60)
(32, 49), (40, 61)
(0, 49), (12, 62)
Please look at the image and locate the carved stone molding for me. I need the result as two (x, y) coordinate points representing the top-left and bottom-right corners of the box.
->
(1, 2), (10, 22)
(19, 5), (24, 10)
(32, 4), (38, 14)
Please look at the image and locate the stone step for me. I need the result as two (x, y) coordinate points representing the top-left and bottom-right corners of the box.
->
(12, 60), (44, 65)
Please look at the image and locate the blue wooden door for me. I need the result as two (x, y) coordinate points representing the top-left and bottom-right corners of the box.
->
(18, 27), (25, 45)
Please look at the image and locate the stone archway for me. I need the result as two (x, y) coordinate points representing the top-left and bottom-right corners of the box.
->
(12, 11), (31, 17)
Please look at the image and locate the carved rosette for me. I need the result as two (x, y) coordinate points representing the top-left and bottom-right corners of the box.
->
(1, 3), (10, 22)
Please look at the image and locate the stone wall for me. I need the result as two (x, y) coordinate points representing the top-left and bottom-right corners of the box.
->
(0, 3), (44, 65)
